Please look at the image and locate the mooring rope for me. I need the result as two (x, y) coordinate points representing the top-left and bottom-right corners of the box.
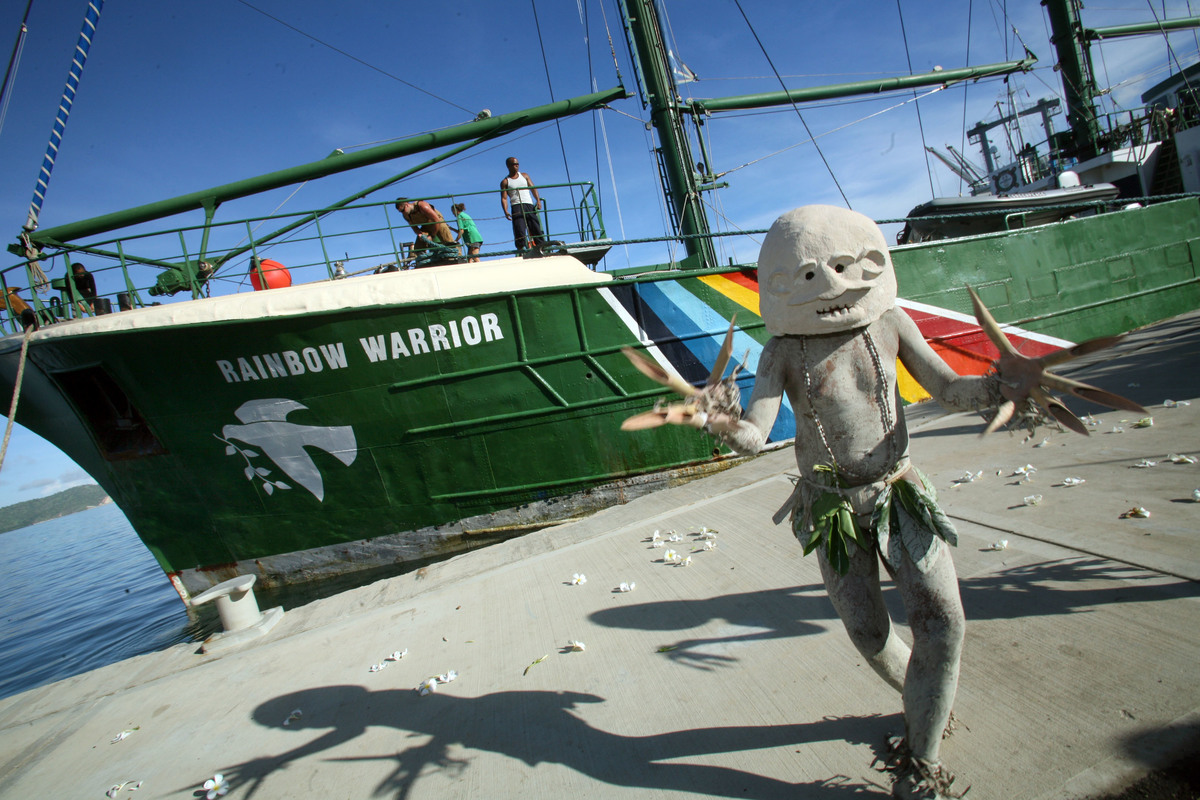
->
(0, 325), (35, 474)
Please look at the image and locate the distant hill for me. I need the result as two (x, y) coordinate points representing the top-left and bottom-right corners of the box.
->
(0, 484), (111, 533)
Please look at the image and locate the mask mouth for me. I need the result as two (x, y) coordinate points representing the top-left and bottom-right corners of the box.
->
(816, 301), (859, 319)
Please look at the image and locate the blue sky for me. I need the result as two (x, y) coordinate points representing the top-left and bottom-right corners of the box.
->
(0, 0), (1196, 507)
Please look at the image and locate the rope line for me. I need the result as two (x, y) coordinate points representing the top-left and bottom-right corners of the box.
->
(0, 326), (35, 475)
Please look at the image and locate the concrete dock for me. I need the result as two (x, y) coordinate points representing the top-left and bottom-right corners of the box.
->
(1, 312), (1199, 800)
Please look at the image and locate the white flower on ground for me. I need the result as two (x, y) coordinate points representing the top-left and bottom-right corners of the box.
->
(1133, 417), (1154, 428)
(1133, 459), (1158, 468)
(1120, 506), (1151, 518)
(703, 540), (717, 551)
(1012, 464), (1037, 477)
(987, 540), (1009, 551)
(1164, 399), (1190, 408)
(651, 530), (660, 541)
(650, 540), (665, 548)
(697, 526), (718, 536)
(682, 556), (692, 567)
(571, 573), (587, 585)
(667, 532), (684, 542)
(1110, 425), (1125, 434)
(1061, 477), (1086, 487)
(369, 663), (386, 673)
(110, 728), (138, 743)
(1193, 489), (1200, 502)
(106, 781), (142, 798)
(283, 709), (302, 726)
(203, 774), (229, 799)
(664, 549), (679, 563)
(953, 470), (982, 485)
(386, 649), (408, 661)
(1023, 494), (1043, 506)
(435, 669), (458, 683)
(418, 677), (439, 695)
(1034, 437), (1050, 448)
(618, 582), (636, 592)
(567, 640), (585, 652)
(1167, 453), (1197, 464)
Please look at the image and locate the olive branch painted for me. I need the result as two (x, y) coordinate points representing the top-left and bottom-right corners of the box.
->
(214, 433), (292, 495)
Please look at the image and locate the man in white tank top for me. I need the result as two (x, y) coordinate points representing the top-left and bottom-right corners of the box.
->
(500, 156), (544, 251)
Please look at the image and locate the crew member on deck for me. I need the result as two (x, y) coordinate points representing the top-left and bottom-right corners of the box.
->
(500, 157), (544, 251)
(394, 198), (457, 265)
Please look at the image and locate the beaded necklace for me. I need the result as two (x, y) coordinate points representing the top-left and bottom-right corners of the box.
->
(798, 329), (897, 484)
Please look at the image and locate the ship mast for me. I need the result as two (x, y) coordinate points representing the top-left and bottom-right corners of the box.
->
(620, 0), (716, 269)
(621, 0), (1036, 269)
(1043, 0), (1200, 161)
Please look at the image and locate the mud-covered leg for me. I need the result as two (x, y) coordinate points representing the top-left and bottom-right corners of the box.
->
(818, 540), (910, 694)
(892, 538), (964, 764)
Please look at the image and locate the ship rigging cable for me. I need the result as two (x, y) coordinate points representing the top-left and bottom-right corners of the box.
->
(729, 0), (851, 208)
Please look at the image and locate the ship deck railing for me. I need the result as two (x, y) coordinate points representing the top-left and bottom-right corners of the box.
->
(0, 181), (611, 334)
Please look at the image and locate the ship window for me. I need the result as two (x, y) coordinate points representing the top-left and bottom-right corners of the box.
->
(52, 366), (166, 460)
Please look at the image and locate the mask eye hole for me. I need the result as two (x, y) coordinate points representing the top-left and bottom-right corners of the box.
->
(834, 263), (845, 273)
(804, 270), (815, 280)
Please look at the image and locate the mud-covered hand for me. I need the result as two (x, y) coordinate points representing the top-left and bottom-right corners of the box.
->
(620, 317), (745, 431)
(968, 287), (1146, 435)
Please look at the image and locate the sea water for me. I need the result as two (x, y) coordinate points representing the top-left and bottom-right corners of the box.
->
(0, 503), (207, 700)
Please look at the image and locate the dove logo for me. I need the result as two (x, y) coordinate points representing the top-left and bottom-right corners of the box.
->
(216, 399), (357, 501)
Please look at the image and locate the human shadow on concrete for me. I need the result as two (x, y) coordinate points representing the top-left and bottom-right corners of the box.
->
(222, 686), (895, 799)
(587, 558), (1195, 669)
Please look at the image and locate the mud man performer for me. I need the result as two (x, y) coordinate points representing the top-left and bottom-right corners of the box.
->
(626, 205), (1036, 797)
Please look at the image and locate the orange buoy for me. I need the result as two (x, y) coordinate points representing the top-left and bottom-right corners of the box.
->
(249, 258), (292, 291)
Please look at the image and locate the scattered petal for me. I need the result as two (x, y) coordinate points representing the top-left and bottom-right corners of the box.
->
(952, 470), (983, 486)
(1033, 437), (1050, 448)
(107, 781), (143, 798)
(571, 573), (587, 585)
(1023, 494), (1043, 506)
(437, 669), (458, 683)
(369, 663), (386, 673)
(1132, 459), (1158, 468)
(1060, 477), (1086, 487)
(283, 708), (302, 726)
(110, 727), (139, 743)
(1128, 382), (1141, 387)
(650, 540), (665, 548)
(698, 528), (718, 539)
(667, 532), (684, 542)
(1082, 414), (1100, 427)
(1110, 426), (1125, 434)
(386, 649), (408, 661)
(617, 582), (636, 592)
(1163, 399), (1190, 408)
(1120, 506), (1151, 519)
(203, 774), (229, 799)
(523, 654), (549, 676)
(1133, 417), (1154, 428)
(1193, 488), (1200, 502)
(1166, 453), (1197, 464)
(987, 540), (1009, 551)
(702, 540), (717, 551)
(567, 640), (586, 652)
(651, 530), (660, 541)
(682, 556), (692, 567)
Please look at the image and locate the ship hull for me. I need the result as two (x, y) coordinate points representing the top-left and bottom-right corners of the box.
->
(1, 199), (1197, 599)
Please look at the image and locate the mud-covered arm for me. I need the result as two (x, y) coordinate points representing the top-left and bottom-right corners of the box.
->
(893, 307), (1000, 412)
(705, 336), (786, 455)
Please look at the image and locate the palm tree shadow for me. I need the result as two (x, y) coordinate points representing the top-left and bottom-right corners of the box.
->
(219, 686), (896, 799)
